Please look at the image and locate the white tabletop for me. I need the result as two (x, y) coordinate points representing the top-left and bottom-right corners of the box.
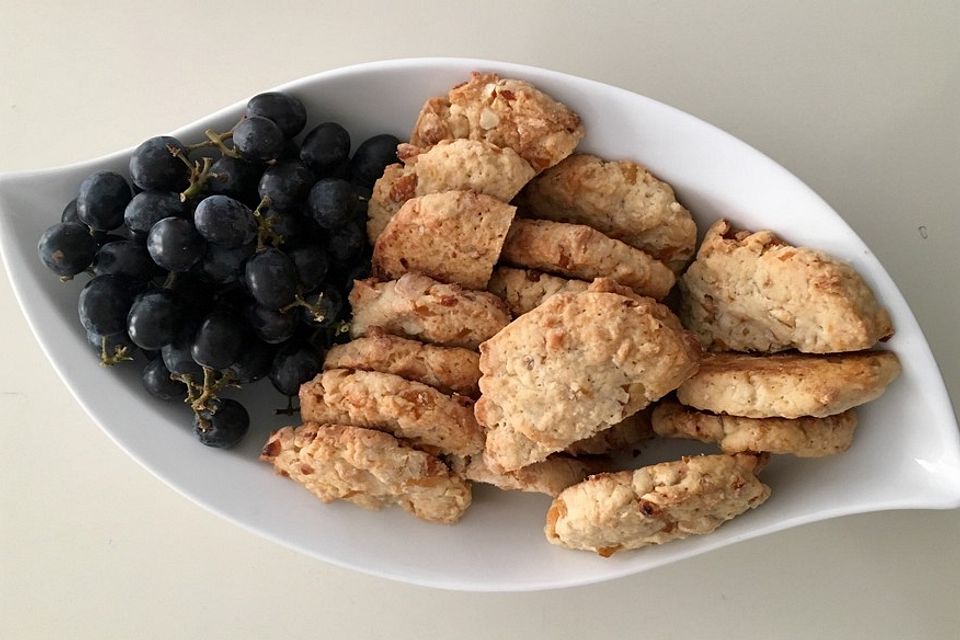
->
(2, 2), (958, 638)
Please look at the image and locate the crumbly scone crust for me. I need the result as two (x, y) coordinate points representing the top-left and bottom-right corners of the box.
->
(487, 266), (590, 316)
(679, 219), (894, 353)
(518, 154), (697, 272)
(409, 72), (584, 173)
(652, 399), (858, 457)
(447, 453), (602, 497)
(349, 273), (510, 350)
(476, 290), (701, 471)
(500, 219), (675, 300)
(675, 350), (901, 418)
(324, 333), (480, 397)
(299, 369), (485, 457)
(372, 190), (516, 290)
(565, 409), (654, 456)
(260, 423), (471, 524)
(545, 453), (769, 555)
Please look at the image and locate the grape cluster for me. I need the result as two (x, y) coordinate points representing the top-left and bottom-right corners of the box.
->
(37, 91), (399, 449)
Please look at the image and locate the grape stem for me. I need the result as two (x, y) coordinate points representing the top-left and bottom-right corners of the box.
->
(251, 196), (282, 250)
(275, 396), (299, 416)
(99, 337), (133, 367)
(185, 128), (239, 158)
(172, 367), (237, 414)
(279, 292), (329, 325)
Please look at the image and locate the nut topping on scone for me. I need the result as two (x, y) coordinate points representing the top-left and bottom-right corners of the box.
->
(679, 219), (894, 353)
(545, 454), (769, 554)
(476, 288), (701, 472)
(261, 423), (471, 524)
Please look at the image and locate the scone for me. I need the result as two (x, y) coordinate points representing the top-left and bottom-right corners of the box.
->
(487, 266), (589, 316)
(675, 351), (901, 419)
(299, 369), (485, 457)
(476, 289), (701, 472)
(545, 453), (770, 555)
(680, 219), (894, 353)
(652, 399), (858, 457)
(447, 453), (602, 498)
(349, 273), (510, 350)
(372, 190), (516, 290)
(566, 409), (653, 456)
(409, 71), (584, 172)
(324, 333), (480, 397)
(366, 139), (535, 241)
(260, 423), (471, 524)
(518, 154), (697, 272)
(500, 219), (675, 300)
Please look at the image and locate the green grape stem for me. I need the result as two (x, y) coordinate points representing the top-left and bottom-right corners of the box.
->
(251, 196), (282, 250)
(99, 337), (133, 367)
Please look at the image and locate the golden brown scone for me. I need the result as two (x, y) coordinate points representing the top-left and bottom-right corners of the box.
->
(676, 351), (901, 419)
(349, 274), (511, 350)
(366, 139), (535, 242)
(372, 190), (516, 289)
(323, 333), (481, 398)
(500, 219), (675, 300)
(447, 453), (603, 497)
(410, 72), (584, 173)
(680, 219), (894, 353)
(260, 423), (471, 524)
(299, 369), (485, 457)
(487, 266), (590, 316)
(566, 409), (654, 456)
(652, 399), (858, 457)
(545, 454), (770, 555)
(476, 290), (701, 472)
(518, 154), (697, 272)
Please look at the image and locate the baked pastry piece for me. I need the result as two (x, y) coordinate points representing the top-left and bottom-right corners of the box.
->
(565, 409), (653, 456)
(324, 333), (480, 398)
(349, 273), (510, 350)
(675, 351), (901, 419)
(652, 399), (858, 457)
(372, 190), (516, 290)
(367, 139), (534, 241)
(476, 289), (701, 471)
(447, 453), (601, 497)
(500, 219), (675, 300)
(409, 72), (584, 173)
(517, 154), (697, 272)
(680, 219), (894, 353)
(487, 266), (589, 316)
(260, 423), (471, 524)
(299, 369), (485, 457)
(545, 453), (770, 555)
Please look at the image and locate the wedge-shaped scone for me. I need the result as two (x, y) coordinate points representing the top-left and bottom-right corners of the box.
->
(652, 399), (858, 457)
(566, 409), (653, 456)
(366, 139), (535, 241)
(500, 219), (675, 300)
(260, 423), (471, 524)
(545, 454), (769, 555)
(476, 290), (701, 472)
(372, 190), (516, 289)
(487, 266), (589, 316)
(680, 219), (894, 353)
(299, 369), (484, 457)
(349, 273), (510, 350)
(410, 72), (584, 173)
(447, 453), (601, 498)
(324, 333), (480, 397)
(518, 154), (697, 272)
(676, 351), (901, 419)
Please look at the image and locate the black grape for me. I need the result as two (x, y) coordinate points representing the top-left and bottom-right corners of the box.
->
(288, 245), (329, 291)
(258, 161), (315, 211)
(193, 195), (256, 248)
(245, 92), (307, 138)
(124, 191), (186, 236)
(245, 303), (298, 344)
(127, 290), (183, 351)
(191, 311), (245, 370)
(300, 122), (350, 176)
(142, 358), (188, 401)
(37, 222), (98, 277)
(269, 342), (323, 396)
(243, 248), (298, 309)
(307, 178), (357, 229)
(193, 398), (249, 448)
(93, 240), (162, 283)
(227, 339), (275, 384)
(77, 171), (132, 231)
(147, 217), (205, 272)
(233, 116), (284, 162)
(349, 134), (400, 188)
(206, 156), (263, 206)
(129, 136), (190, 192)
(78, 274), (135, 336)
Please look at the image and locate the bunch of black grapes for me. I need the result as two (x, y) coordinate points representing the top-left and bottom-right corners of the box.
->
(37, 91), (398, 448)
